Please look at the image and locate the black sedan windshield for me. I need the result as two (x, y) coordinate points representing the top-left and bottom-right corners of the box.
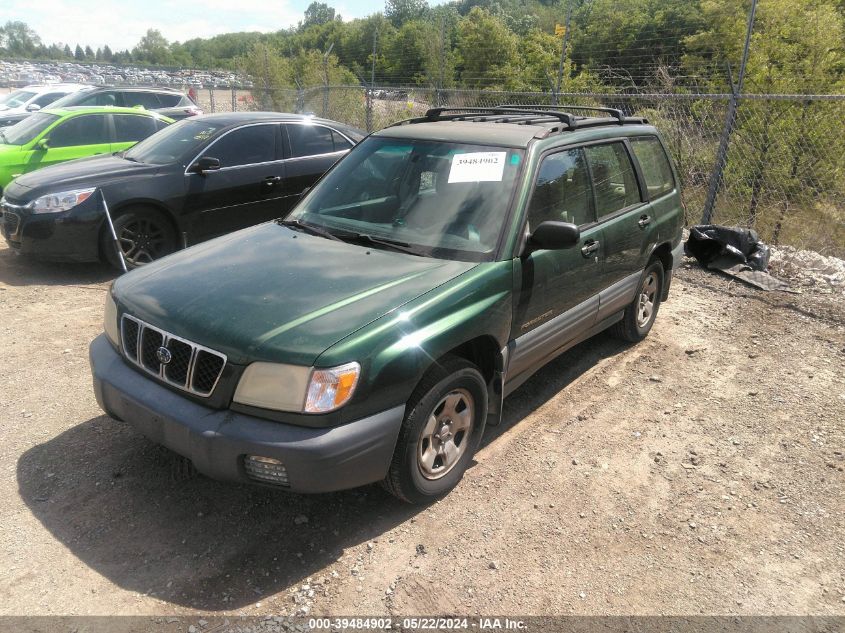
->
(1, 112), (59, 145)
(124, 119), (226, 165)
(289, 137), (523, 262)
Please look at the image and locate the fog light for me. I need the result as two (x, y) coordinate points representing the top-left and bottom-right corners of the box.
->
(244, 455), (290, 487)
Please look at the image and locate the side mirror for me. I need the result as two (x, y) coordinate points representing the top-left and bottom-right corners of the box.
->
(35, 138), (49, 151)
(26, 103), (41, 112)
(190, 156), (221, 174)
(526, 221), (580, 252)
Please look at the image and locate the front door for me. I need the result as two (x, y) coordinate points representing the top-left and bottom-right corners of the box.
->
(184, 123), (286, 240)
(508, 147), (605, 382)
(23, 113), (112, 174)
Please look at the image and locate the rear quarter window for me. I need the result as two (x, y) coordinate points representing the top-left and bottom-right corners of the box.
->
(630, 136), (676, 199)
(156, 93), (184, 107)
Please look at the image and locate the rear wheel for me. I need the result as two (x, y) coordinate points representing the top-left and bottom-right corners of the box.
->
(611, 260), (664, 343)
(103, 207), (177, 270)
(382, 356), (487, 504)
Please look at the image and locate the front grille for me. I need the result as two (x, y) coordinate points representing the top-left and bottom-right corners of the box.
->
(3, 211), (19, 236)
(120, 314), (227, 397)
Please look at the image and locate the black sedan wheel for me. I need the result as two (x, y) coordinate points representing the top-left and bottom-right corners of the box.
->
(103, 208), (177, 270)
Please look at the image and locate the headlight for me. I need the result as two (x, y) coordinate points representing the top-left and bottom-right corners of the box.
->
(233, 363), (312, 411)
(103, 291), (119, 347)
(233, 361), (361, 413)
(30, 187), (96, 214)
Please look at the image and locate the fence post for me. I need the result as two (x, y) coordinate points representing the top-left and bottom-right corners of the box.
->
(553, 1), (573, 106)
(231, 86), (237, 112)
(701, 0), (758, 225)
(209, 85), (216, 113)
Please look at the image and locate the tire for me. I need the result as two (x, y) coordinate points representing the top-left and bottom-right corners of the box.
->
(382, 356), (488, 504)
(102, 207), (177, 270)
(611, 260), (665, 343)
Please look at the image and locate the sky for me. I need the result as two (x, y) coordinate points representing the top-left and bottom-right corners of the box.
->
(4, 0), (445, 52)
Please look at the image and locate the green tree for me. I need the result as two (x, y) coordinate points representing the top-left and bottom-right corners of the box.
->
(455, 7), (518, 88)
(133, 28), (173, 65)
(63, 44), (72, 58)
(385, 0), (429, 27)
(102, 45), (113, 61)
(0, 21), (42, 57)
(302, 2), (337, 29)
(84, 45), (94, 60)
(74, 44), (84, 60)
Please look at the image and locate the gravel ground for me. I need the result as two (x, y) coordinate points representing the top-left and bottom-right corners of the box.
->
(0, 239), (843, 619)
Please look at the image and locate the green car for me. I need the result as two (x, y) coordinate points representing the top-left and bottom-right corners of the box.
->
(90, 105), (684, 503)
(0, 106), (173, 192)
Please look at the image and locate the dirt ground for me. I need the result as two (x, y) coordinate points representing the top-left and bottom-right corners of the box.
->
(0, 239), (843, 620)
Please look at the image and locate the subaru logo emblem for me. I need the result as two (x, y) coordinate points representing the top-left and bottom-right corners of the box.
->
(156, 346), (172, 365)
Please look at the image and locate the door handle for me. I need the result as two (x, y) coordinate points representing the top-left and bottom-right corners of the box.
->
(581, 240), (600, 258)
(263, 176), (282, 184)
(638, 214), (652, 228)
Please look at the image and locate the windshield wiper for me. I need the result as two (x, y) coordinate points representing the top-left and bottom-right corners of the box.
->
(341, 232), (428, 256)
(278, 218), (343, 242)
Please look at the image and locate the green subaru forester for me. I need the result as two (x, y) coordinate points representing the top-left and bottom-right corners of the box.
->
(90, 106), (684, 503)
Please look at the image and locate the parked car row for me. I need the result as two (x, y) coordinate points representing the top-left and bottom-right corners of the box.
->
(0, 84), (203, 128)
(1, 111), (364, 265)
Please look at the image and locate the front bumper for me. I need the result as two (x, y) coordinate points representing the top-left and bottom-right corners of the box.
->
(1, 197), (102, 262)
(90, 334), (406, 493)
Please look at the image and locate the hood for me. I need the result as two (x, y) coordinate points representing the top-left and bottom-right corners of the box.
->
(113, 223), (478, 366)
(7, 154), (158, 199)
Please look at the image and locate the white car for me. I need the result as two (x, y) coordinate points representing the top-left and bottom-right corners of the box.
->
(0, 83), (87, 127)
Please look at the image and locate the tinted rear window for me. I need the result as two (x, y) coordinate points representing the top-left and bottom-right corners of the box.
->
(156, 93), (184, 107)
(122, 92), (162, 109)
(113, 114), (157, 143)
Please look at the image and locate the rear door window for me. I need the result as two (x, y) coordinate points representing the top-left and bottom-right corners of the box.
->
(286, 124), (340, 157)
(584, 142), (641, 219)
(630, 136), (675, 199)
(48, 114), (111, 147)
(113, 114), (157, 143)
(122, 92), (162, 109)
(33, 92), (66, 107)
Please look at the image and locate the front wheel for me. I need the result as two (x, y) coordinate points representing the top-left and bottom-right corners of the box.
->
(611, 260), (664, 343)
(382, 356), (488, 504)
(102, 207), (177, 270)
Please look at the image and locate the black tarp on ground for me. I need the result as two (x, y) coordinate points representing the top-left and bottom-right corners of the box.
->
(685, 225), (794, 292)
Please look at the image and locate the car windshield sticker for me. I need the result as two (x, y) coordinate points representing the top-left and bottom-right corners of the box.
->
(448, 152), (507, 183)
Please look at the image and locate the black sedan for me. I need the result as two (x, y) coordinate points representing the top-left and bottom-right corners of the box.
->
(1, 112), (364, 267)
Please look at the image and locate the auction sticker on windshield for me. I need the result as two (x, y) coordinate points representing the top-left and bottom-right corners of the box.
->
(448, 151), (506, 183)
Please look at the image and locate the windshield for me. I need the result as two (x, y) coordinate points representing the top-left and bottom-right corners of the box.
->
(1, 112), (59, 145)
(124, 119), (226, 165)
(0, 90), (36, 109)
(288, 137), (523, 262)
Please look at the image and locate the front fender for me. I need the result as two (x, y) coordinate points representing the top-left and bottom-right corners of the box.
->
(317, 260), (514, 419)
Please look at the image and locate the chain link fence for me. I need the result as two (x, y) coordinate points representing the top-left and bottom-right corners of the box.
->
(195, 84), (845, 257)
(1, 82), (839, 257)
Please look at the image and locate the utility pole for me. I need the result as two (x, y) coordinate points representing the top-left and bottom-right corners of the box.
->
(701, 0), (758, 224)
(322, 42), (334, 118)
(438, 17), (446, 107)
(554, 1), (573, 106)
(367, 30), (377, 133)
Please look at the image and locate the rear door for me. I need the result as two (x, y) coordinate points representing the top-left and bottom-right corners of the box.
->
(184, 123), (285, 239)
(24, 113), (112, 173)
(508, 147), (605, 382)
(628, 135), (682, 244)
(582, 141), (655, 321)
(279, 122), (353, 212)
(110, 113), (159, 153)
